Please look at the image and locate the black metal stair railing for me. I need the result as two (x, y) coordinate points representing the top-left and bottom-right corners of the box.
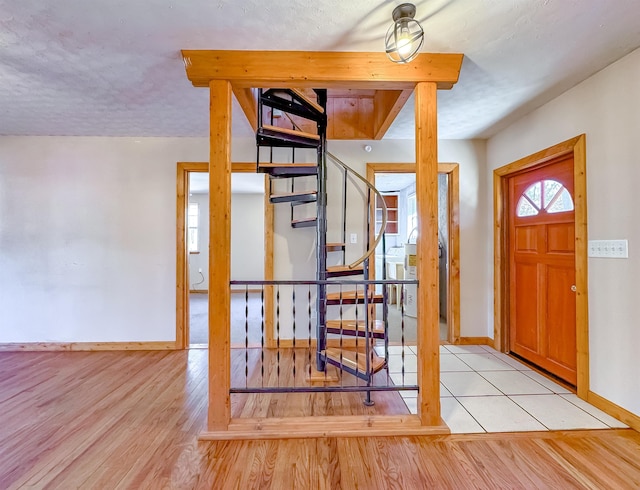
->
(229, 280), (418, 394)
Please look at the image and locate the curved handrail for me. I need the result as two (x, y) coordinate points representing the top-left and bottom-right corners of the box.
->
(326, 151), (387, 270)
(281, 112), (387, 271)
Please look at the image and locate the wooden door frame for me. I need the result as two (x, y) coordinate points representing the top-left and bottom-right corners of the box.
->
(176, 161), (274, 349)
(366, 162), (461, 344)
(493, 134), (588, 398)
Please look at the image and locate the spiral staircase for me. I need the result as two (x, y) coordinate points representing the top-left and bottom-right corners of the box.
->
(256, 88), (390, 393)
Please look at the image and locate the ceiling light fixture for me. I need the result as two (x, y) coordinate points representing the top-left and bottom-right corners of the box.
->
(385, 3), (424, 64)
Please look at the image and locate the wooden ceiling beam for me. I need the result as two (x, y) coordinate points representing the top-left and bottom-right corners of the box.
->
(182, 51), (463, 90)
(373, 89), (413, 140)
(232, 86), (257, 132)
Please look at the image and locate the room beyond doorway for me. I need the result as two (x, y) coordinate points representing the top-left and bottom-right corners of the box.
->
(366, 163), (460, 344)
(175, 162), (271, 349)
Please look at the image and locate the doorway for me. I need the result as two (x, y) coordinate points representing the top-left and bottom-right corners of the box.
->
(366, 163), (460, 344)
(175, 162), (272, 349)
(493, 135), (589, 397)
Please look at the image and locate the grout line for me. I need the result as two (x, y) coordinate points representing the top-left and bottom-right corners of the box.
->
(558, 394), (627, 428)
(506, 394), (552, 431)
(450, 395), (488, 433)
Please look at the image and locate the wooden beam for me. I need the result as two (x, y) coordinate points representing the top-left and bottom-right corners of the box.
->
(182, 51), (463, 90)
(208, 80), (232, 431)
(232, 86), (257, 132)
(199, 415), (449, 440)
(415, 82), (441, 427)
(373, 89), (413, 139)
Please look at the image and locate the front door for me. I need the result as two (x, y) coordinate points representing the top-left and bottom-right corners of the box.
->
(508, 154), (577, 385)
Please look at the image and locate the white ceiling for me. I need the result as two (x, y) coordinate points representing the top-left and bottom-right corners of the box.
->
(1, 1), (639, 139)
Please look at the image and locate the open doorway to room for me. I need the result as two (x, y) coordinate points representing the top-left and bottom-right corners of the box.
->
(367, 163), (460, 344)
(176, 162), (270, 349)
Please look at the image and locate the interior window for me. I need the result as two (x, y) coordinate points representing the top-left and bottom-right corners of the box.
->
(188, 202), (199, 252)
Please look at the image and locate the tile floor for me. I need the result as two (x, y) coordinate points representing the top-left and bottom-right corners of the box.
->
(377, 344), (628, 434)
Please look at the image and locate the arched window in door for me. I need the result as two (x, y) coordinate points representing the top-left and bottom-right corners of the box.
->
(516, 179), (574, 217)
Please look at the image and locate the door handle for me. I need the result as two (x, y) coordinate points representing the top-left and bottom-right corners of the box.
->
(571, 285), (577, 292)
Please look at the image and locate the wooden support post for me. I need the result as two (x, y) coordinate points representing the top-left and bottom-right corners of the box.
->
(415, 82), (441, 426)
(208, 80), (232, 431)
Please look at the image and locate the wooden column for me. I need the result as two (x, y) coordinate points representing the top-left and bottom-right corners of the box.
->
(415, 82), (441, 426)
(208, 80), (232, 430)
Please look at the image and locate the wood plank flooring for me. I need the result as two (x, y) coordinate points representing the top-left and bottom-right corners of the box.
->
(1, 349), (639, 489)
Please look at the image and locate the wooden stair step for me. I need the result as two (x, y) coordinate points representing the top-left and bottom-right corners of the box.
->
(290, 88), (325, 114)
(322, 348), (386, 375)
(263, 125), (320, 140)
(291, 217), (317, 228)
(270, 190), (317, 204)
(326, 243), (346, 252)
(257, 125), (320, 149)
(325, 320), (385, 338)
(261, 88), (325, 120)
(258, 163), (317, 177)
(326, 291), (384, 305)
(326, 264), (364, 278)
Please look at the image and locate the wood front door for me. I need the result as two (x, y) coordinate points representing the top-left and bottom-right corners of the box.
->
(508, 155), (577, 385)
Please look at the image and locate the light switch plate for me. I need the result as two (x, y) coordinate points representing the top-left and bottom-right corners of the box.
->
(350, 233), (357, 244)
(588, 239), (628, 258)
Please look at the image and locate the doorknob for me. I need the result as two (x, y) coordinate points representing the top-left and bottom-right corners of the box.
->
(571, 285), (577, 292)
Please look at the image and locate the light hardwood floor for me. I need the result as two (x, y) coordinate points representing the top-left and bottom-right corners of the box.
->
(1, 349), (639, 489)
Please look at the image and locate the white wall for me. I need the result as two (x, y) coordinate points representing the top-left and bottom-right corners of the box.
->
(231, 192), (265, 285)
(0, 136), (208, 342)
(188, 192), (209, 290)
(270, 139), (488, 338)
(0, 135), (487, 344)
(487, 47), (640, 416)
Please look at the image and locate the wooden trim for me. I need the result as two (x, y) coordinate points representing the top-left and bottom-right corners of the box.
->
(264, 180), (275, 348)
(176, 162), (209, 349)
(208, 80), (232, 431)
(447, 164), (461, 344)
(176, 161), (187, 350)
(587, 391), (640, 432)
(365, 162), (461, 345)
(182, 51), (464, 90)
(0, 341), (176, 352)
(230, 288), (263, 294)
(181, 161), (256, 172)
(415, 82), (440, 427)
(493, 171), (508, 352)
(493, 134), (588, 397)
(199, 415), (450, 440)
(453, 337), (494, 347)
(573, 135), (589, 398)
(269, 338), (366, 349)
(189, 289), (208, 294)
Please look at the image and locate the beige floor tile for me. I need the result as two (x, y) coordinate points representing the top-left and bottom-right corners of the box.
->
(441, 371), (503, 397)
(457, 396), (547, 432)
(441, 397), (485, 434)
(510, 395), (609, 430)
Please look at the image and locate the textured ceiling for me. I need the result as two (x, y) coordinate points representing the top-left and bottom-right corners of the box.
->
(1, 0), (639, 139)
